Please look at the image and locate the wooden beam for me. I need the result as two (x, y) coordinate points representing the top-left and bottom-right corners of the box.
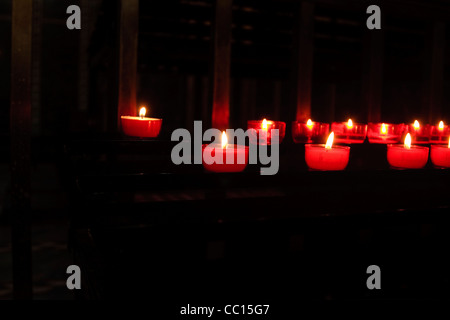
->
(361, 28), (384, 123)
(294, 1), (314, 122)
(118, 0), (139, 128)
(423, 21), (445, 124)
(211, 0), (232, 130)
(11, 0), (33, 300)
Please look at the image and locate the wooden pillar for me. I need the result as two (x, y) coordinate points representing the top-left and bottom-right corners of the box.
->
(211, 0), (232, 130)
(117, 0), (139, 129)
(31, 0), (42, 134)
(11, 0), (33, 300)
(423, 22), (445, 124)
(293, 1), (314, 122)
(361, 29), (384, 123)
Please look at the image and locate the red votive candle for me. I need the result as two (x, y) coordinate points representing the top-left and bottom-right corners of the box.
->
(367, 123), (405, 144)
(406, 120), (430, 144)
(121, 107), (162, 138)
(331, 119), (367, 144)
(292, 119), (330, 143)
(305, 132), (350, 171)
(247, 119), (286, 145)
(430, 121), (450, 144)
(202, 132), (249, 173)
(430, 139), (450, 168)
(387, 133), (429, 169)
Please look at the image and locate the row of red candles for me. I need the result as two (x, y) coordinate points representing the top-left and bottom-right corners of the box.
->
(121, 108), (449, 145)
(120, 108), (450, 172)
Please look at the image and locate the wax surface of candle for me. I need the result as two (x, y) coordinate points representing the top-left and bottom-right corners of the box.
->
(121, 106), (162, 138)
(202, 132), (249, 172)
(430, 138), (450, 168)
(331, 119), (367, 144)
(292, 120), (329, 144)
(387, 133), (429, 169)
(247, 119), (285, 145)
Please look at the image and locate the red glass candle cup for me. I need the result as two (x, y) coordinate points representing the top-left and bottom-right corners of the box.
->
(430, 145), (450, 168)
(247, 120), (286, 145)
(367, 123), (405, 144)
(331, 122), (367, 144)
(304, 144), (350, 171)
(292, 121), (330, 143)
(430, 124), (450, 144)
(387, 144), (429, 169)
(121, 116), (163, 138)
(406, 123), (430, 144)
(202, 144), (249, 173)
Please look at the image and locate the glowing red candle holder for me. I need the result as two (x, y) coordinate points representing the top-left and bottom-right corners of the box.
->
(247, 119), (286, 145)
(430, 138), (450, 168)
(387, 133), (429, 169)
(121, 107), (162, 138)
(430, 121), (450, 144)
(367, 123), (405, 144)
(202, 132), (249, 173)
(406, 120), (430, 144)
(292, 119), (330, 143)
(305, 132), (350, 171)
(331, 119), (367, 144)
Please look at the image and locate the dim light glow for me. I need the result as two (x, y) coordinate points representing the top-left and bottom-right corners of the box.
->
(222, 131), (228, 149)
(439, 121), (444, 130)
(381, 123), (387, 134)
(262, 118), (268, 130)
(404, 133), (411, 149)
(413, 120), (420, 130)
(139, 107), (146, 119)
(306, 119), (313, 129)
(448, 137), (450, 148)
(347, 119), (353, 129)
(325, 132), (334, 149)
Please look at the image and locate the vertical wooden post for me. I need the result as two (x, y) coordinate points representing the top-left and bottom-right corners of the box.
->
(11, 0), (33, 300)
(423, 22), (445, 124)
(361, 29), (384, 123)
(211, 0), (232, 130)
(117, 0), (139, 128)
(294, 1), (314, 122)
(31, 0), (42, 134)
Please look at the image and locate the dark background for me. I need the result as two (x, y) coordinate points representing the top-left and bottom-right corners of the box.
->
(1, 0), (450, 141)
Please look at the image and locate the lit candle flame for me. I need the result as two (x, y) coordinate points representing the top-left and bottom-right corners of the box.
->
(448, 136), (450, 148)
(347, 119), (353, 129)
(325, 132), (334, 149)
(404, 133), (411, 149)
(381, 123), (387, 134)
(139, 107), (146, 119)
(413, 120), (420, 130)
(221, 131), (228, 149)
(262, 118), (268, 130)
(306, 119), (313, 129)
(439, 121), (444, 130)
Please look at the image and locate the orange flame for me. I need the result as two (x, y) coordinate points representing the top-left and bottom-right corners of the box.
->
(325, 132), (334, 149)
(439, 121), (444, 130)
(448, 136), (450, 148)
(306, 119), (313, 129)
(381, 123), (387, 134)
(404, 133), (411, 149)
(221, 131), (228, 149)
(139, 107), (146, 118)
(347, 119), (353, 129)
(413, 120), (420, 130)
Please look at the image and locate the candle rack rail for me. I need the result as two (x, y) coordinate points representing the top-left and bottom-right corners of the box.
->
(62, 136), (450, 301)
